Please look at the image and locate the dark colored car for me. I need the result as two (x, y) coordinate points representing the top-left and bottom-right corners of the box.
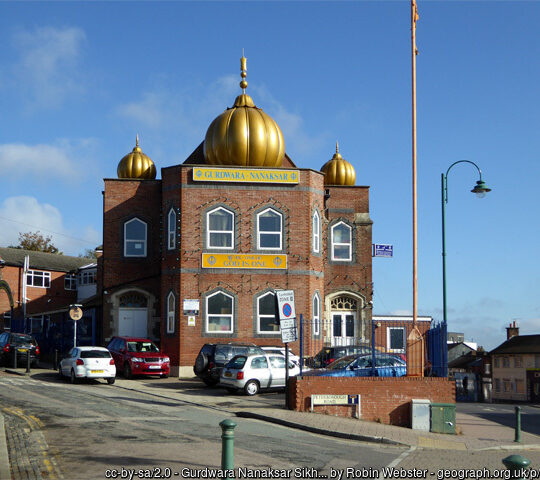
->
(106, 336), (170, 379)
(0, 332), (40, 367)
(193, 342), (265, 386)
(303, 353), (406, 378)
(305, 345), (375, 368)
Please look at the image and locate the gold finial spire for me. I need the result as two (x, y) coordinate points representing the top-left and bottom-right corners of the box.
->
(240, 51), (248, 93)
(336, 141), (339, 154)
(136, 134), (139, 147)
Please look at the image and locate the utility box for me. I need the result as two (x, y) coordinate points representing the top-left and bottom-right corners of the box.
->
(411, 399), (430, 431)
(430, 403), (456, 434)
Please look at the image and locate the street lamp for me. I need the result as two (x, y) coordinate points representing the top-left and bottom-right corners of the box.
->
(441, 160), (491, 330)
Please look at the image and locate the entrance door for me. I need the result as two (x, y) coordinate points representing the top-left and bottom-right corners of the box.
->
(331, 312), (355, 346)
(528, 371), (540, 403)
(118, 308), (147, 337)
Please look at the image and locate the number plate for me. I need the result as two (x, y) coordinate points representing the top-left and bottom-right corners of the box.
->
(148, 365), (161, 369)
(224, 371), (232, 377)
(90, 370), (104, 374)
(18, 348), (28, 353)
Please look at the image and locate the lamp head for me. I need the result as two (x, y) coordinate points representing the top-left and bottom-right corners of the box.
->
(471, 180), (491, 199)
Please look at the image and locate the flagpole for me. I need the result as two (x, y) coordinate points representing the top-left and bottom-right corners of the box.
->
(411, 0), (418, 330)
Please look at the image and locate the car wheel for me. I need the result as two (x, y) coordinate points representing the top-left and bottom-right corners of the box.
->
(58, 365), (64, 379)
(202, 377), (219, 387)
(107, 377), (115, 385)
(244, 380), (259, 396)
(194, 353), (208, 374)
(124, 363), (132, 379)
(70, 369), (77, 384)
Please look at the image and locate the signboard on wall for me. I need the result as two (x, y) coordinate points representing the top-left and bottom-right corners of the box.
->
(183, 299), (200, 316)
(202, 253), (287, 270)
(193, 167), (299, 184)
(373, 244), (393, 258)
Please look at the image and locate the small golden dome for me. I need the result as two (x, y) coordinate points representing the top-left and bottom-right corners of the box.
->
(203, 55), (285, 168)
(117, 136), (157, 179)
(320, 142), (356, 186)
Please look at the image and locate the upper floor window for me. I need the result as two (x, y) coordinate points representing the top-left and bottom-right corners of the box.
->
(331, 221), (352, 261)
(124, 218), (147, 257)
(312, 292), (321, 336)
(167, 292), (175, 334)
(257, 292), (278, 334)
(206, 291), (233, 333)
(26, 270), (51, 288)
(64, 274), (77, 290)
(257, 208), (282, 250)
(207, 207), (234, 249)
(168, 208), (176, 250)
(388, 327), (406, 352)
(312, 210), (320, 254)
(79, 271), (96, 286)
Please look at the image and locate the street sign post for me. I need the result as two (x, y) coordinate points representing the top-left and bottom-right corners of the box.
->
(69, 305), (83, 348)
(373, 244), (393, 258)
(275, 290), (297, 344)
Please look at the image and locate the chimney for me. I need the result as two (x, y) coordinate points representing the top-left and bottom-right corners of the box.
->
(506, 320), (519, 340)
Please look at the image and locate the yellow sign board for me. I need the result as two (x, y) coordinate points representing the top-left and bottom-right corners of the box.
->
(193, 167), (299, 184)
(202, 253), (287, 269)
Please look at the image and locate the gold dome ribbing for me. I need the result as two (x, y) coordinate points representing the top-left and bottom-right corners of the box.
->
(203, 55), (285, 167)
(117, 136), (157, 180)
(320, 142), (356, 186)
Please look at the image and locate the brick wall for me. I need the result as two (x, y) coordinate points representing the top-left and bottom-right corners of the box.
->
(289, 376), (455, 426)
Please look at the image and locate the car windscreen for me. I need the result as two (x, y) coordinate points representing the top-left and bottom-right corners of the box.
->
(11, 335), (36, 346)
(226, 356), (247, 369)
(327, 355), (357, 369)
(81, 350), (111, 359)
(127, 341), (159, 353)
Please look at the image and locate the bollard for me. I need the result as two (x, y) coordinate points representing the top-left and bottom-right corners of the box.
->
(219, 419), (236, 478)
(54, 349), (58, 370)
(503, 455), (530, 480)
(12, 347), (17, 369)
(515, 406), (522, 443)
(26, 350), (30, 374)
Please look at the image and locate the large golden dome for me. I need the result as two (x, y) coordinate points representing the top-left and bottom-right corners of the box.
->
(321, 143), (356, 186)
(117, 136), (157, 179)
(203, 56), (285, 167)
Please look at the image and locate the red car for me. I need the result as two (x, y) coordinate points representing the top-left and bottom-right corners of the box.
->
(106, 336), (170, 379)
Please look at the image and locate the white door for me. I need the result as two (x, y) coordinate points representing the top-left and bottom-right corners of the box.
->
(331, 312), (355, 346)
(118, 308), (147, 337)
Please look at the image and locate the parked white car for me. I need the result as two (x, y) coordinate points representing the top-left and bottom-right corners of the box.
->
(220, 353), (300, 395)
(59, 346), (116, 384)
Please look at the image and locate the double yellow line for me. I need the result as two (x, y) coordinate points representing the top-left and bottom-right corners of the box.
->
(2, 407), (63, 479)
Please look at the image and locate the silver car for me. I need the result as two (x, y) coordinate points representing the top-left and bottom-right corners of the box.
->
(220, 353), (300, 395)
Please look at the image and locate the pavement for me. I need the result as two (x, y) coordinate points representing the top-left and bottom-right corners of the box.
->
(2, 364), (540, 479)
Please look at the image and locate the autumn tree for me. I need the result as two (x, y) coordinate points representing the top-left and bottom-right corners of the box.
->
(11, 231), (60, 254)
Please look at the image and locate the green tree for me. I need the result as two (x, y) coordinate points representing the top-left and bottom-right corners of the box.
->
(11, 231), (60, 254)
(78, 248), (99, 259)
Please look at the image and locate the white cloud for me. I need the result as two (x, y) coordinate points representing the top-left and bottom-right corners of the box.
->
(0, 196), (99, 256)
(12, 26), (86, 108)
(0, 143), (79, 180)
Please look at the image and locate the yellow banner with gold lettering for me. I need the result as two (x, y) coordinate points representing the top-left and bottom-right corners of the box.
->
(193, 167), (299, 184)
(202, 253), (287, 269)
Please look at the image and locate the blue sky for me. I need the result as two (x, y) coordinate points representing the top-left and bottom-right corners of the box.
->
(0, 1), (538, 350)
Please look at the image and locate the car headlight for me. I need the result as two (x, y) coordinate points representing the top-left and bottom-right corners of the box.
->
(132, 357), (144, 363)
(162, 357), (170, 363)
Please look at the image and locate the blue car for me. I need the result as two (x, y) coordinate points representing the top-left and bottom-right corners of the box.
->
(303, 353), (406, 377)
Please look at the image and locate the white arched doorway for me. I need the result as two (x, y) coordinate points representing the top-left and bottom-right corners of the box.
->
(324, 292), (368, 347)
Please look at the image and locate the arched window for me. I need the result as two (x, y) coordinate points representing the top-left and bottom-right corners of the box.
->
(331, 221), (352, 261)
(206, 291), (234, 333)
(312, 292), (321, 336)
(167, 292), (175, 334)
(119, 292), (148, 308)
(257, 292), (279, 334)
(168, 208), (176, 250)
(257, 208), (282, 250)
(312, 210), (320, 254)
(124, 218), (147, 257)
(207, 207), (234, 249)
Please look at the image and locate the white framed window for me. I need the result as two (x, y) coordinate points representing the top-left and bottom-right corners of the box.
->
(207, 207), (234, 249)
(168, 208), (176, 250)
(26, 270), (51, 288)
(257, 292), (279, 334)
(312, 292), (321, 336)
(206, 291), (234, 333)
(312, 210), (320, 254)
(167, 292), (175, 334)
(79, 271), (96, 285)
(331, 221), (352, 261)
(124, 218), (147, 257)
(257, 208), (282, 250)
(64, 274), (77, 290)
(387, 327), (406, 352)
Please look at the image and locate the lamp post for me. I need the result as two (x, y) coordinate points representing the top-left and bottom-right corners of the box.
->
(441, 160), (491, 330)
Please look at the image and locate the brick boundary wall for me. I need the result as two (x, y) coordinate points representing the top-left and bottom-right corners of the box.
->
(289, 376), (455, 426)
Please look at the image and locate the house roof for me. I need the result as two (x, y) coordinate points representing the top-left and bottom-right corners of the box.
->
(490, 335), (540, 355)
(0, 248), (93, 273)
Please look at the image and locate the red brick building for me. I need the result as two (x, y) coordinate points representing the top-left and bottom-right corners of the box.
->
(102, 57), (374, 376)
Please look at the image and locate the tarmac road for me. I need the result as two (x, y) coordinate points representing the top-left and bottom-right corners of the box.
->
(0, 370), (405, 480)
